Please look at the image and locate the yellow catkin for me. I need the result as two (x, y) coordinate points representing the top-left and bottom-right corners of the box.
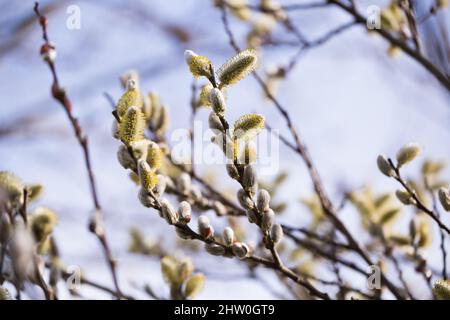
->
(199, 84), (213, 107)
(138, 160), (158, 191)
(396, 143), (421, 167)
(116, 81), (144, 118)
(147, 143), (163, 170)
(119, 106), (146, 146)
(0, 171), (24, 205)
(161, 256), (178, 284)
(29, 207), (58, 244)
(233, 114), (265, 141)
(184, 273), (205, 298)
(185, 50), (212, 78)
(217, 49), (258, 87)
(433, 279), (450, 300)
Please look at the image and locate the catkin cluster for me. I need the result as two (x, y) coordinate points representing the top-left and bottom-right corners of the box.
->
(0, 172), (58, 299)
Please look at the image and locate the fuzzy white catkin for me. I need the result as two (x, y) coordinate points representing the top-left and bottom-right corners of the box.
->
(223, 227), (235, 246)
(226, 163), (240, 180)
(396, 143), (422, 168)
(138, 188), (154, 208)
(161, 199), (178, 225)
(242, 165), (256, 189)
(205, 243), (225, 256)
(117, 145), (135, 170)
(261, 209), (275, 232)
(438, 188), (450, 211)
(198, 215), (213, 238)
(257, 189), (271, 212)
(209, 88), (226, 115)
(208, 112), (224, 131)
(190, 185), (202, 202)
(271, 223), (283, 244)
(130, 139), (151, 160)
(377, 155), (395, 177)
(237, 189), (254, 209)
(176, 227), (194, 240)
(176, 173), (191, 195)
(178, 201), (192, 223)
(231, 242), (249, 259)
(126, 78), (138, 90)
(246, 209), (258, 224)
(112, 121), (120, 139)
(10, 225), (35, 281)
(153, 175), (166, 198)
(395, 190), (415, 205)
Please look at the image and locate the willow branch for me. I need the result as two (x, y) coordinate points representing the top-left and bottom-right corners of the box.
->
(33, 2), (122, 298)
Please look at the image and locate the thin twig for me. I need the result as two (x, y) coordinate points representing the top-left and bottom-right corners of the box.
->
(424, 177), (448, 280)
(33, 2), (122, 298)
(387, 158), (450, 235)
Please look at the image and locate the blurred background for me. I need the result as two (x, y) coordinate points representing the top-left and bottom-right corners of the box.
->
(0, 0), (449, 299)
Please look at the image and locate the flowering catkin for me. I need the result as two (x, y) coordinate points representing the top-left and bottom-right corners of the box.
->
(199, 84), (213, 107)
(396, 143), (421, 168)
(147, 142), (163, 170)
(184, 50), (212, 79)
(233, 114), (265, 141)
(138, 159), (158, 191)
(116, 79), (143, 117)
(119, 106), (145, 146)
(433, 279), (450, 300)
(184, 273), (205, 298)
(217, 49), (258, 87)
(0, 171), (24, 206)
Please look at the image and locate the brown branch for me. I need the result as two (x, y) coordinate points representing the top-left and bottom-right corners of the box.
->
(189, 80), (197, 175)
(283, 229), (367, 276)
(387, 158), (450, 235)
(247, 255), (330, 300)
(33, 2), (122, 298)
(56, 267), (135, 300)
(424, 177), (448, 280)
(281, 225), (353, 251)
